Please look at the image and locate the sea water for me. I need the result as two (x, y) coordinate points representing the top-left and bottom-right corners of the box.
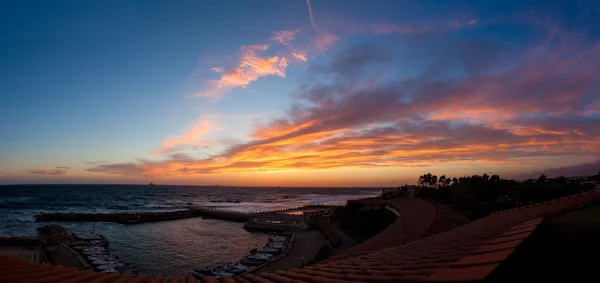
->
(0, 185), (379, 276)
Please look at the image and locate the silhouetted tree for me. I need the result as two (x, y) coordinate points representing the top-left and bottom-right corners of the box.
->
(537, 174), (547, 184)
(490, 175), (501, 183)
(430, 175), (438, 187)
(439, 175), (446, 187)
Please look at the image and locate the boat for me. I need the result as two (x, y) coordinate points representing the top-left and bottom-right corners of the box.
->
(222, 265), (246, 275)
(269, 236), (287, 242)
(253, 247), (279, 255)
(246, 254), (270, 261)
(241, 258), (266, 266)
(214, 269), (234, 277)
(230, 263), (247, 271)
(267, 242), (284, 249)
(192, 269), (219, 279)
(253, 253), (273, 258)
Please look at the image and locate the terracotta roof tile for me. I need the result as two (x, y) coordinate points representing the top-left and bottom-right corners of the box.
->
(147, 275), (166, 283)
(167, 276), (183, 283)
(219, 276), (238, 283)
(186, 275), (201, 283)
(451, 249), (514, 267)
(423, 263), (500, 282)
(471, 239), (523, 254)
(111, 276), (133, 283)
(233, 276), (252, 283)
(127, 274), (150, 283)
(201, 276), (220, 283)
(255, 272), (305, 283)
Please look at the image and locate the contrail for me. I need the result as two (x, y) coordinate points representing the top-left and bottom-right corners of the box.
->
(305, 0), (319, 30)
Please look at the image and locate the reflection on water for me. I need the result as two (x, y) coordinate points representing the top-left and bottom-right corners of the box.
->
(61, 218), (268, 277)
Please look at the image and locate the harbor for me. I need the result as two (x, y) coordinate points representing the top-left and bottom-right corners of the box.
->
(21, 204), (345, 278)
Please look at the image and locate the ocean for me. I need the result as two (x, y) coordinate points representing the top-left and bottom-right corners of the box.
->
(0, 185), (379, 276)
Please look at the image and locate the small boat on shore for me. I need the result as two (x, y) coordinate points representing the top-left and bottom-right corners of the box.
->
(241, 257), (267, 266)
(253, 247), (279, 254)
(267, 242), (284, 249)
(253, 253), (273, 259)
(192, 269), (220, 279)
(222, 263), (247, 274)
(269, 236), (287, 242)
(246, 254), (270, 261)
(215, 269), (234, 277)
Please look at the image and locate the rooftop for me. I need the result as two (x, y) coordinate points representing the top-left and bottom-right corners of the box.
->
(2, 191), (599, 282)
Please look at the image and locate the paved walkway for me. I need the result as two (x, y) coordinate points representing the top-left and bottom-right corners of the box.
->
(46, 244), (86, 270)
(255, 231), (328, 273)
(328, 223), (356, 257)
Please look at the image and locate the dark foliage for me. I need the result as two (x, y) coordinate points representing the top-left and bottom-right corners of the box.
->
(388, 173), (598, 220)
(330, 203), (396, 243)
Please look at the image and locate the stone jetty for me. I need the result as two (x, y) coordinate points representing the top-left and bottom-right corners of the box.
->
(33, 207), (316, 224)
(34, 208), (250, 224)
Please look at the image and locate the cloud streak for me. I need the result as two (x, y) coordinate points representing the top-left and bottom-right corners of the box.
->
(82, 161), (109, 165)
(305, 0), (319, 30)
(28, 169), (67, 175)
(369, 19), (478, 35)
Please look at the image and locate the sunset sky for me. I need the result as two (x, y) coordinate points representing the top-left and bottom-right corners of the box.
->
(1, 0), (599, 186)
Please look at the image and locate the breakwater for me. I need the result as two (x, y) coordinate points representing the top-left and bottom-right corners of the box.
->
(34, 208), (250, 224)
(33, 207), (315, 224)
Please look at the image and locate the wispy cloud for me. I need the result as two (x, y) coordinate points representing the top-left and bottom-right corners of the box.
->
(305, 0), (319, 30)
(28, 169), (67, 175)
(55, 166), (70, 169)
(194, 44), (289, 99)
(152, 118), (216, 155)
(271, 30), (299, 46)
(82, 161), (109, 165)
(369, 19), (478, 35)
(292, 51), (308, 62)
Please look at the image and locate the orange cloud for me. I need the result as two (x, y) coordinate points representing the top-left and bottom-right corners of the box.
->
(292, 51), (308, 62)
(313, 32), (339, 52)
(194, 44), (289, 98)
(152, 119), (214, 155)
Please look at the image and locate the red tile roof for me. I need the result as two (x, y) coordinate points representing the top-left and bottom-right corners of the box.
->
(326, 197), (469, 261)
(1, 191), (599, 283)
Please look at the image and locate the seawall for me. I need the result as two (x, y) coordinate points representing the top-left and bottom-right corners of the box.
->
(34, 208), (250, 224)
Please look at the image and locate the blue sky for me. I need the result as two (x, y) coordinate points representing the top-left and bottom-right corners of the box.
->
(1, 0), (599, 185)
